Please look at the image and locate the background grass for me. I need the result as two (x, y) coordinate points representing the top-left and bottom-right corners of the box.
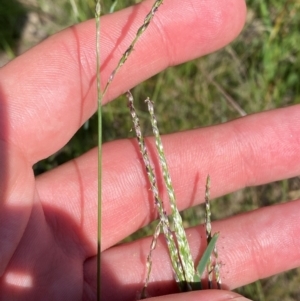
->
(1, 0), (300, 300)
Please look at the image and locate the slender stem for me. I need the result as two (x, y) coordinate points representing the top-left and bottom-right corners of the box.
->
(95, 1), (102, 300)
(109, 0), (119, 13)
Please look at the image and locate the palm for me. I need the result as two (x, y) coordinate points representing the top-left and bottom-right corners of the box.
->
(0, 1), (299, 301)
(0, 148), (96, 300)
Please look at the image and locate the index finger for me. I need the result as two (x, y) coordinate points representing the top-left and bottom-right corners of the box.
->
(0, 0), (246, 164)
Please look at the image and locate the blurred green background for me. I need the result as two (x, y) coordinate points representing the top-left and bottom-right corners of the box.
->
(1, 0), (300, 300)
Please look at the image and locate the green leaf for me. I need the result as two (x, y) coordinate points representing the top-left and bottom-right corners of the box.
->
(194, 233), (219, 282)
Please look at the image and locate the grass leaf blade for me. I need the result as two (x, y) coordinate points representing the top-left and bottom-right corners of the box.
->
(195, 232), (219, 281)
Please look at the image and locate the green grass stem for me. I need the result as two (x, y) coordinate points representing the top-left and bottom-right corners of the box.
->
(95, 1), (102, 300)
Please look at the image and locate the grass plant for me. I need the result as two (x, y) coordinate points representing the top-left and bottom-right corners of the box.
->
(127, 90), (188, 292)
(127, 91), (221, 296)
(145, 96), (195, 284)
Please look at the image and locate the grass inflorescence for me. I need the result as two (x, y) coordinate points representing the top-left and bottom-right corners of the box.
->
(127, 90), (187, 292)
(100, 0), (223, 294)
(102, 0), (164, 98)
(127, 91), (221, 295)
(100, 0), (221, 295)
(145, 97), (195, 284)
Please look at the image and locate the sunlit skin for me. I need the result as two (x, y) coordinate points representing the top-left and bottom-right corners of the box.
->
(0, 1), (300, 300)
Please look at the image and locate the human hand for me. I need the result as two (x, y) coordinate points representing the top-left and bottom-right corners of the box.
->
(0, 1), (299, 300)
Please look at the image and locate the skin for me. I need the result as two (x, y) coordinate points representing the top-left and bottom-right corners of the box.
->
(0, 0), (299, 300)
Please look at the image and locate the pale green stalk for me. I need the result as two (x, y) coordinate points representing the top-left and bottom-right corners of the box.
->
(145, 98), (195, 284)
(109, 0), (119, 13)
(69, 0), (79, 21)
(102, 0), (164, 98)
(126, 91), (186, 290)
(95, 1), (102, 300)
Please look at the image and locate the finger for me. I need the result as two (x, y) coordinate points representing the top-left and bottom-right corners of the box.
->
(84, 259), (251, 301)
(0, 0), (246, 164)
(99, 199), (300, 301)
(36, 148), (98, 256)
(146, 290), (252, 301)
(147, 291), (252, 301)
(36, 104), (300, 252)
(102, 104), (300, 248)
